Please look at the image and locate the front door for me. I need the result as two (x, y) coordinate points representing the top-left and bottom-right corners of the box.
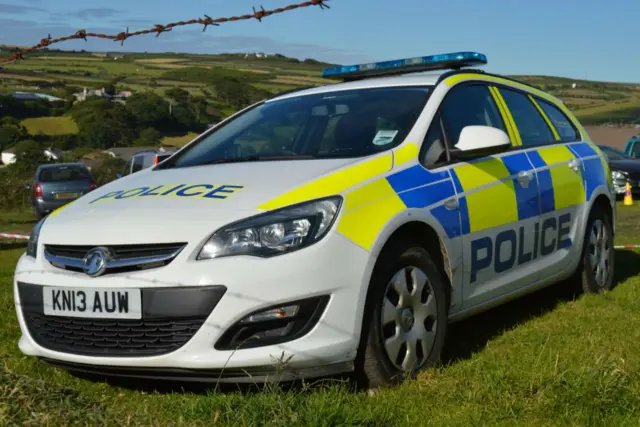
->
(435, 83), (542, 308)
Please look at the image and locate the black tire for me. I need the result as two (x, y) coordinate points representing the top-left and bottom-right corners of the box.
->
(571, 205), (615, 294)
(355, 240), (448, 388)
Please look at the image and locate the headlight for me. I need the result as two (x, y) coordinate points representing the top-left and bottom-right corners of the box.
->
(197, 196), (343, 260)
(612, 170), (628, 180)
(26, 217), (46, 258)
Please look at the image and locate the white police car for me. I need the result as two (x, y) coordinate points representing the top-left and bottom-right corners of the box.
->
(14, 52), (616, 387)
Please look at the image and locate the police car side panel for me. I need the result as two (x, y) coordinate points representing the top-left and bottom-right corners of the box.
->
(450, 149), (544, 308)
(419, 79), (546, 310)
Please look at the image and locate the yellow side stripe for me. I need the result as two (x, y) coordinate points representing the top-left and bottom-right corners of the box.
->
(393, 142), (419, 166)
(258, 153), (393, 211)
(489, 86), (516, 145)
(529, 95), (561, 141)
(491, 86), (522, 146)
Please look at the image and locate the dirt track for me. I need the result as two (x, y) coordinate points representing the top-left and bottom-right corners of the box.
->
(585, 125), (640, 149)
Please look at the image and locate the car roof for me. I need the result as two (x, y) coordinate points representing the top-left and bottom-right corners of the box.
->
(37, 162), (86, 169)
(267, 70), (563, 107)
(268, 73), (443, 102)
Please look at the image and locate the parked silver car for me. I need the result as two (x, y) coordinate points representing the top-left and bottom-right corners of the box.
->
(26, 163), (96, 220)
(120, 149), (177, 177)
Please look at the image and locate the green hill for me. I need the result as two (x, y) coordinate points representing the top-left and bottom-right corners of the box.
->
(2, 50), (640, 125)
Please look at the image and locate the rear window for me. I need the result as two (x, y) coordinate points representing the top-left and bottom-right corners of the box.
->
(38, 166), (91, 182)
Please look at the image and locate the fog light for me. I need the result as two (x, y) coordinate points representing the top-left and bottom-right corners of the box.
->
(215, 296), (329, 350)
(241, 305), (299, 324)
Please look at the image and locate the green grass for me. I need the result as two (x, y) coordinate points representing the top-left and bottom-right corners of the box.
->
(2, 202), (640, 425)
(162, 132), (198, 147)
(21, 116), (79, 136)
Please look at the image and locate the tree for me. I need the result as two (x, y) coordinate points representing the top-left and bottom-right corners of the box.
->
(125, 92), (172, 132)
(70, 99), (136, 148)
(0, 117), (28, 153)
(92, 155), (126, 186)
(214, 77), (269, 110)
(104, 84), (116, 97)
(10, 139), (50, 176)
(166, 87), (190, 105)
(134, 127), (162, 147)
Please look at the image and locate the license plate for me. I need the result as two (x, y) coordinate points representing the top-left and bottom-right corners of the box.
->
(43, 287), (142, 319)
(55, 192), (78, 199)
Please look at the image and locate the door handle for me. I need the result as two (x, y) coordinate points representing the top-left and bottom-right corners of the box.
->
(568, 158), (580, 172)
(517, 171), (532, 188)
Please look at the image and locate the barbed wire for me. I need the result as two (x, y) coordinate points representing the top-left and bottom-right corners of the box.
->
(0, 0), (330, 65)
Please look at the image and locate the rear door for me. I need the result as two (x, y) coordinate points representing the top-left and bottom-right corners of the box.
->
(497, 87), (586, 282)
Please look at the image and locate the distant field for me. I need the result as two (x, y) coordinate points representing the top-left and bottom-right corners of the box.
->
(162, 132), (198, 147)
(21, 116), (78, 136)
(4, 51), (640, 125)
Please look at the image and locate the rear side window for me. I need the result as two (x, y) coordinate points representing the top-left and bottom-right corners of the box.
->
(131, 156), (145, 173)
(39, 166), (91, 182)
(440, 84), (506, 146)
(498, 88), (554, 147)
(536, 99), (579, 142)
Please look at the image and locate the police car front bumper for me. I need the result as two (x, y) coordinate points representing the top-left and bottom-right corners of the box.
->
(13, 233), (370, 382)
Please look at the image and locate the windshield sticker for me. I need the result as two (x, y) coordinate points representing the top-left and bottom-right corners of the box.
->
(88, 183), (245, 204)
(372, 130), (399, 146)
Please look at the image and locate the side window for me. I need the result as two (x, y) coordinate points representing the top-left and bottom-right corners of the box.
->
(421, 112), (448, 166)
(498, 88), (554, 147)
(440, 84), (506, 147)
(131, 156), (145, 173)
(536, 99), (579, 142)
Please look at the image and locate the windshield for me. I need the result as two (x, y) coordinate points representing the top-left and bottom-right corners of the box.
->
(599, 146), (630, 161)
(38, 165), (92, 182)
(160, 86), (431, 169)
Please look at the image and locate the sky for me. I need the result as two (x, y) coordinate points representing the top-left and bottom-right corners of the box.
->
(1, 0), (640, 83)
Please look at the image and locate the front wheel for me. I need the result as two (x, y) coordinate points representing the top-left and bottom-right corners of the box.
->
(573, 206), (615, 294)
(355, 241), (448, 388)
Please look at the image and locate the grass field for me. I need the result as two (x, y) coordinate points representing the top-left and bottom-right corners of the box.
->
(5, 51), (640, 130)
(2, 201), (640, 425)
(162, 132), (198, 147)
(21, 116), (79, 136)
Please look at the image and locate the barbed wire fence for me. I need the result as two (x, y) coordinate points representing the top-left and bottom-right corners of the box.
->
(0, 0), (330, 65)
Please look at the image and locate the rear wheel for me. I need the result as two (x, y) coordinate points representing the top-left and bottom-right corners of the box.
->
(355, 241), (448, 388)
(572, 206), (615, 294)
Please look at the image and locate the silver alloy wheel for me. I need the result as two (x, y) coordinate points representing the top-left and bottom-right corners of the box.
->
(380, 266), (438, 372)
(588, 219), (610, 288)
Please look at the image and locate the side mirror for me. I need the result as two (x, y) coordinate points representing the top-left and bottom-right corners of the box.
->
(450, 126), (511, 159)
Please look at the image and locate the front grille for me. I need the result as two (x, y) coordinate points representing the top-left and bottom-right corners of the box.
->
(44, 243), (187, 275)
(23, 312), (205, 357)
(45, 243), (186, 260)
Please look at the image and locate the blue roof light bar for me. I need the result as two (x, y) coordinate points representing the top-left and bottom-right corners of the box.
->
(322, 51), (487, 81)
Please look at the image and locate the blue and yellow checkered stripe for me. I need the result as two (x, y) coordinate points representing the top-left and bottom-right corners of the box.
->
(337, 142), (607, 250)
(258, 141), (609, 251)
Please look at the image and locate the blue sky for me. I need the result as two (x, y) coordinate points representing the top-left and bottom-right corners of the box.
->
(1, 0), (639, 83)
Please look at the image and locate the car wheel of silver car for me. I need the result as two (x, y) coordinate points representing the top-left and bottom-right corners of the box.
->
(356, 240), (448, 388)
(573, 205), (615, 294)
